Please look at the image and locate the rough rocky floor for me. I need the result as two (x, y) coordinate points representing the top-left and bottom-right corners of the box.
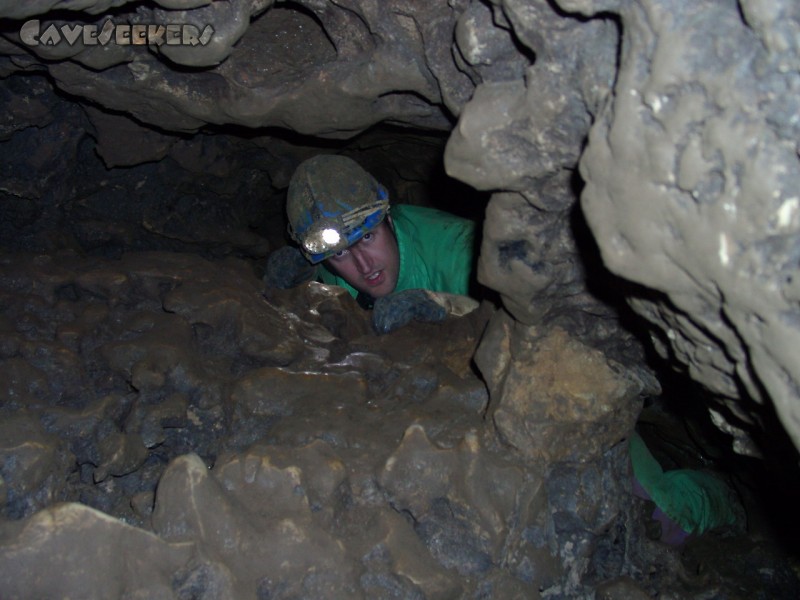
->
(0, 250), (797, 598)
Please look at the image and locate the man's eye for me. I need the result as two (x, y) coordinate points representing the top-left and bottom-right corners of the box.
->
(362, 232), (373, 241)
(333, 249), (347, 258)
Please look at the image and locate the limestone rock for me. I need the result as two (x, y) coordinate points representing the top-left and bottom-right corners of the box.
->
(358, 508), (464, 599)
(152, 453), (358, 598)
(94, 431), (149, 482)
(595, 576), (652, 600)
(568, 0), (800, 453)
(379, 424), (548, 581)
(0, 502), (195, 600)
(213, 440), (348, 519)
(479, 323), (644, 463)
(86, 106), (177, 168)
(229, 367), (367, 419)
(0, 357), (50, 410)
(444, 0), (618, 332)
(0, 414), (71, 519)
(474, 570), (543, 599)
(543, 442), (633, 595)
(126, 392), (190, 449)
(380, 425), (460, 518)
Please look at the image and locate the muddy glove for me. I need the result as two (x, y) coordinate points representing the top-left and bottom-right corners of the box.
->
(372, 289), (480, 335)
(263, 245), (317, 289)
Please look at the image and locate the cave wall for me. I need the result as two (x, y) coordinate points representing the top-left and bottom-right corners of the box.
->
(560, 0), (800, 457)
(446, 0), (800, 456)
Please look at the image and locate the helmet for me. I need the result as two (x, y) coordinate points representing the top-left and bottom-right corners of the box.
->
(287, 155), (390, 263)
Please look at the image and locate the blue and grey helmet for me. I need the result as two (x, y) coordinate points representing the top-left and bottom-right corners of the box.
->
(287, 155), (390, 263)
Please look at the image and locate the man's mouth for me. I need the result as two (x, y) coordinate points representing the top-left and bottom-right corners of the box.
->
(365, 270), (384, 286)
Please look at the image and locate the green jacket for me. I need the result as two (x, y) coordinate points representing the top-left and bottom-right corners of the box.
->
(318, 204), (476, 298)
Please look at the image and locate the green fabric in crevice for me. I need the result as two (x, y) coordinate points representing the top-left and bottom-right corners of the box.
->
(629, 431), (741, 535)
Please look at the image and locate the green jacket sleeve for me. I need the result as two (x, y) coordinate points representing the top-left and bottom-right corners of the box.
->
(629, 432), (741, 535)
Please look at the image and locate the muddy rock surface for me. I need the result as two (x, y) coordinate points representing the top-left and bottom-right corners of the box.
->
(0, 250), (796, 598)
(561, 0), (800, 454)
(0, 250), (514, 598)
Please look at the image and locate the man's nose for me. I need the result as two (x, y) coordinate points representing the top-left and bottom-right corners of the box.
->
(351, 246), (372, 273)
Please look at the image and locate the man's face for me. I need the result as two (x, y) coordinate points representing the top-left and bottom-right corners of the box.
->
(324, 219), (399, 298)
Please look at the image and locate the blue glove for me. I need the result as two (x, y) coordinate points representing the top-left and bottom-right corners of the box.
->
(263, 246), (317, 289)
(372, 289), (447, 335)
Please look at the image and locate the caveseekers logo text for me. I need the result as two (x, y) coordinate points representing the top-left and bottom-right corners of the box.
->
(20, 19), (214, 47)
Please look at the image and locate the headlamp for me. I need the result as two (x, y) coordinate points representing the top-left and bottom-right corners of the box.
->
(292, 197), (390, 263)
(302, 220), (345, 255)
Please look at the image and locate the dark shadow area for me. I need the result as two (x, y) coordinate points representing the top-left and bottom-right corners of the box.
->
(642, 370), (800, 552)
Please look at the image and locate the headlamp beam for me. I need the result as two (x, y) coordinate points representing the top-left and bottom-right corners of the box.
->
(296, 197), (389, 262)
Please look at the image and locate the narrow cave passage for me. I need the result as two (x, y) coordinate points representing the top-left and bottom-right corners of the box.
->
(1, 1), (800, 598)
